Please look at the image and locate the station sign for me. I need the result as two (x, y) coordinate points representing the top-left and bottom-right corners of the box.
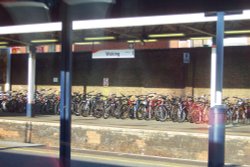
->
(183, 52), (190, 64)
(92, 49), (135, 59)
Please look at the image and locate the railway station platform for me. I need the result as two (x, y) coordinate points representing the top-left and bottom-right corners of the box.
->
(0, 112), (250, 166)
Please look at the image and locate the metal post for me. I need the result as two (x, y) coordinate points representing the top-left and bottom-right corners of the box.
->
(210, 38), (216, 108)
(215, 12), (224, 106)
(208, 12), (226, 167)
(60, 2), (72, 167)
(5, 48), (11, 92)
(26, 46), (36, 117)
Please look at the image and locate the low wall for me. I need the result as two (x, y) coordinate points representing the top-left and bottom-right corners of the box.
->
(0, 119), (249, 165)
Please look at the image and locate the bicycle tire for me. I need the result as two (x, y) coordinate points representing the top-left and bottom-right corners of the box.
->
(155, 105), (168, 122)
(54, 102), (60, 115)
(136, 104), (146, 120)
(78, 101), (90, 117)
(92, 102), (104, 118)
(191, 110), (200, 123)
(103, 105), (111, 119)
(113, 107), (121, 119)
(120, 104), (129, 119)
(170, 106), (178, 122)
(177, 109), (187, 122)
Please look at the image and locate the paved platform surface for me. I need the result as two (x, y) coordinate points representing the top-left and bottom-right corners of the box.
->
(1, 112), (250, 165)
(0, 112), (250, 136)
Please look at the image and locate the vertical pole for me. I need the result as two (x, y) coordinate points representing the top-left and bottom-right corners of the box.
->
(210, 37), (216, 108)
(32, 49), (36, 95)
(27, 46), (36, 117)
(60, 2), (72, 167)
(208, 12), (226, 167)
(215, 12), (224, 106)
(5, 48), (11, 92)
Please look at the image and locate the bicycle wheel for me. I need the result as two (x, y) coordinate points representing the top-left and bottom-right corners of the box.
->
(17, 102), (26, 113)
(202, 109), (209, 124)
(72, 102), (80, 116)
(93, 101), (104, 118)
(46, 101), (54, 114)
(170, 106), (178, 122)
(53, 102), (60, 115)
(186, 111), (193, 123)
(113, 105), (122, 119)
(177, 109), (186, 122)
(232, 109), (239, 124)
(93, 108), (103, 118)
(155, 105), (168, 122)
(120, 104), (130, 119)
(6, 100), (18, 113)
(191, 110), (200, 123)
(40, 103), (47, 114)
(78, 101), (90, 117)
(136, 104), (146, 120)
(1, 101), (7, 112)
(103, 105), (111, 119)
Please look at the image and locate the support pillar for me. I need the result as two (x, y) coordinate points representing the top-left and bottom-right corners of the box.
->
(5, 48), (11, 92)
(210, 38), (216, 108)
(26, 46), (36, 117)
(214, 12), (224, 106)
(60, 2), (72, 167)
(208, 12), (226, 167)
(58, 1), (114, 167)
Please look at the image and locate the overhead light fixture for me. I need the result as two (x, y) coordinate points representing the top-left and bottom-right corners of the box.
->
(84, 36), (115, 41)
(225, 30), (250, 34)
(127, 39), (157, 43)
(148, 33), (185, 38)
(73, 11), (250, 30)
(0, 42), (8, 45)
(74, 42), (101, 45)
(0, 22), (61, 35)
(0, 46), (8, 49)
(0, 10), (250, 35)
(190, 37), (212, 40)
(31, 39), (58, 43)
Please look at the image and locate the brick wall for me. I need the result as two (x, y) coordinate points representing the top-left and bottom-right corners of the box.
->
(9, 46), (250, 97)
(0, 49), (7, 84)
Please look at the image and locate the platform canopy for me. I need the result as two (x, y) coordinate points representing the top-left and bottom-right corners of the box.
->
(0, 0), (250, 47)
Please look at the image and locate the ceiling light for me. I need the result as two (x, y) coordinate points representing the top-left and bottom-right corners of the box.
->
(127, 39), (157, 43)
(148, 33), (185, 38)
(31, 39), (58, 43)
(0, 42), (8, 45)
(74, 42), (101, 45)
(225, 30), (250, 34)
(190, 37), (212, 40)
(0, 22), (61, 35)
(84, 36), (115, 41)
(0, 10), (250, 35)
(0, 46), (8, 49)
(73, 10), (250, 30)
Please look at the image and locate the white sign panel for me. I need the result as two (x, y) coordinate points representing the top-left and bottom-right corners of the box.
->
(92, 49), (135, 59)
(53, 77), (59, 83)
(103, 78), (109, 86)
(183, 52), (190, 64)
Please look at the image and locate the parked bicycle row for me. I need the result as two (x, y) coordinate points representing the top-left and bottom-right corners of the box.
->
(0, 90), (249, 124)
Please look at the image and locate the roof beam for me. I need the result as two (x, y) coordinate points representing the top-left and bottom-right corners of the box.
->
(181, 24), (215, 37)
